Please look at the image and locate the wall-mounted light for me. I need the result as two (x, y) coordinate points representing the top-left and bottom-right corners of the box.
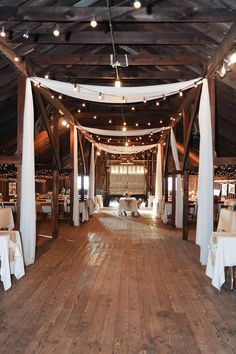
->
(0, 26), (6, 38)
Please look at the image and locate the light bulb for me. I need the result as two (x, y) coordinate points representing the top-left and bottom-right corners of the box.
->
(53, 27), (60, 37)
(90, 16), (97, 28)
(122, 127), (127, 131)
(125, 142), (129, 146)
(23, 30), (29, 39)
(115, 79), (121, 87)
(62, 120), (67, 126)
(14, 56), (19, 62)
(133, 0), (141, 9)
(44, 73), (49, 79)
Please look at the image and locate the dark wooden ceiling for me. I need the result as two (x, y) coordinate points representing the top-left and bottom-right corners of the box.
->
(0, 0), (235, 167)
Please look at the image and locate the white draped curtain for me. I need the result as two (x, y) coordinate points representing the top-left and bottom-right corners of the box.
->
(33, 77), (201, 104)
(170, 128), (183, 228)
(96, 143), (158, 154)
(73, 126), (80, 226)
(20, 78), (36, 265)
(89, 144), (95, 201)
(196, 79), (213, 265)
(153, 144), (163, 217)
(80, 125), (169, 137)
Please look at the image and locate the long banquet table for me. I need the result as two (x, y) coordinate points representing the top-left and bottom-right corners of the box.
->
(217, 208), (236, 232)
(0, 231), (25, 290)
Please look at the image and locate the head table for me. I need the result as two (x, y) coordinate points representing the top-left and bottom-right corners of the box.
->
(118, 197), (138, 215)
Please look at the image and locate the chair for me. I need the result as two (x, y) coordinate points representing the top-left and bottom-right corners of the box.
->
(0, 235), (11, 290)
(0, 208), (14, 230)
(40, 202), (52, 220)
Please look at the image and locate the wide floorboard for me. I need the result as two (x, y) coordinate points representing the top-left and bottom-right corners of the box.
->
(1, 208), (236, 354)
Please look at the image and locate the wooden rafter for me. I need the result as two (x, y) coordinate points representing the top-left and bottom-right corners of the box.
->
(0, 7), (235, 23)
(34, 88), (62, 170)
(207, 22), (236, 77)
(10, 31), (213, 45)
(32, 54), (203, 66)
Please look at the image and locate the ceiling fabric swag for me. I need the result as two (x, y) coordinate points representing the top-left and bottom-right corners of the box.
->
(97, 143), (157, 154)
(78, 125), (169, 137)
(32, 77), (202, 104)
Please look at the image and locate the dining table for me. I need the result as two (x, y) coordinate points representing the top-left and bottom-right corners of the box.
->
(118, 197), (138, 215)
(0, 230), (25, 290)
(206, 231), (236, 290)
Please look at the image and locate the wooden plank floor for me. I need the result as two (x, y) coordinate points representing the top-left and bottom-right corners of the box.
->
(1, 208), (236, 353)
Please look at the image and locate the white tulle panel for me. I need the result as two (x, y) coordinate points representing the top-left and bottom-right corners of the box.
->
(97, 143), (157, 154)
(73, 126), (80, 226)
(79, 126), (169, 137)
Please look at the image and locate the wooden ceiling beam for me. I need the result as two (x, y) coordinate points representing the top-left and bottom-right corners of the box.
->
(31, 54), (203, 66)
(207, 22), (236, 77)
(0, 7), (235, 23)
(53, 68), (200, 80)
(9, 32), (213, 45)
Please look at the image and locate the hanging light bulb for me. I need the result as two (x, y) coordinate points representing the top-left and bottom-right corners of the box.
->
(125, 142), (129, 146)
(156, 101), (160, 106)
(73, 84), (79, 91)
(228, 51), (236, 65)
(143, 97), (147, 103)
(23, 30), (29, 39)
(90, 16), (97, 28)
(62, 119), (67, 126)
(133, 0), (141, 9)
(99, 92), (103, 99)
(0, 26), (6, 38)
(44, 72), (49, 79)
(53, 26), (60, 37)
(14, 56), (19, 62)
(122, 126), (127, 131)
(179, 89), (183, 97)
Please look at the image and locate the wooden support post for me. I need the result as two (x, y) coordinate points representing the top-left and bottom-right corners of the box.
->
(171, 173), (176, 227)
(52, 113), (59, 238)
(183, 170), (189, 240)
(52, 169), (59, 238)
(70, 124), (74, 224)
(16, 74), (26, 229)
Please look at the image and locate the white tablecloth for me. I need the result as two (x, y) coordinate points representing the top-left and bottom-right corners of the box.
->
(217, 208), (236, 232)
(0, 208), (14, 230)
(119, 198), (138, 215)
(206, 231), (236, 290)
(0, 231), (25, 290)
(162, 203), (172, 224)
(148, 196), (155, 208)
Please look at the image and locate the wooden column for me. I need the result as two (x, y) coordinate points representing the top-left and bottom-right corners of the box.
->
(16, 74), (26, 229)
(52, 114), (59, 238)
(183, 170), (189, 240)
(70, 125), (74, 224)
(171, 173), (176, 227)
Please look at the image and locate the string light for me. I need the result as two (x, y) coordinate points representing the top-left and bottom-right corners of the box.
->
(131, 106), (135, 111)
(133, 0), (141, 9)
(162, 94), (166, 101)
(109, 120), (112, 123)
(122, 127), (127, 131)
(156, 101), (160, 106)
(94, 115), (97, 119)
(44, 73), (49, 79)
(179, 89), (183, 97)
(14, 56), (19, 62)
(90, 16), (97, 28)
(82, 103), (86, 107)
(62, 119), (67, 126)
(58, 95), (62, 100)
(143, 97), (147, 103)
(136, 123), (139, 127)
(53, 26), (60, 37)
(23, 30), (29, 39)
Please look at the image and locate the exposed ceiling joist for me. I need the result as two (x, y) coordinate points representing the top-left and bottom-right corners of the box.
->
(0, 6), (235, 23)
(31, 54), (204, 66)
(9, 32), (213, 45)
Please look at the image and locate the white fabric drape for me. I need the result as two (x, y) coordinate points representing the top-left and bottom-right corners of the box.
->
(153, 144), (163, 217)
(20, 78), (36, 265)
(196, 79), (213, 265)
(89, 144), (95, 201)
(97, 143), (157, 154)
(73, 126), (80, 226)
(170, 128), (183, 228)
(80, 125), (169, 137)
(33, 77), (201, 104)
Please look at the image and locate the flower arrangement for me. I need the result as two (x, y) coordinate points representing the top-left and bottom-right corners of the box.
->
(124, 191), (132, 197)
